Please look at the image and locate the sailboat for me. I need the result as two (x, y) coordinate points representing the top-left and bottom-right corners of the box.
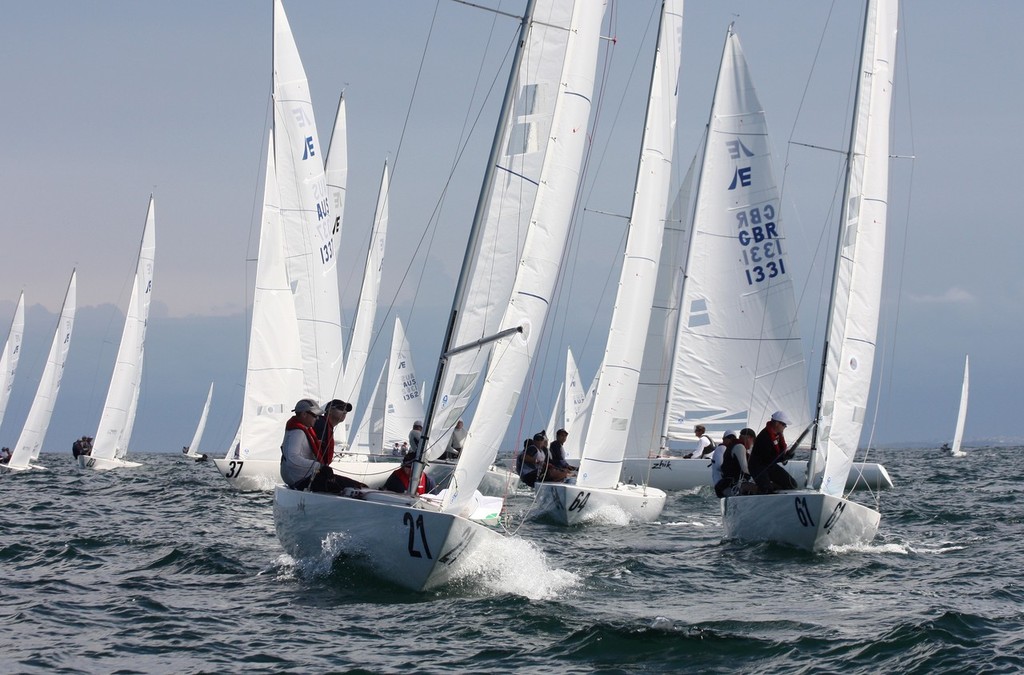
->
(945, 355), (969, 457)
(532, 0), (681, 526)
(0, 292), (25, 433)
(214, 2), (375, 490)
(81, 198), (156, 470)
(721, 0), (899, 550)
(2, 273), (76, 473)
(183, 382), (214, 461)
(274, 0), (605, 591)
(620, 24), (892, 494)
(212, 128), (306, 491)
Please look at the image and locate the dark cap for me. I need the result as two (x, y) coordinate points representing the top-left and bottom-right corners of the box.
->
(533, 431), (547, 442)
(402, 451), (417, 466)
(324, 399), (353, 413)
(740, 427), (757, 438)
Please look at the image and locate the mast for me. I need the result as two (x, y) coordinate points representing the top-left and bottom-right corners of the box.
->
(412, 0), (541, 490)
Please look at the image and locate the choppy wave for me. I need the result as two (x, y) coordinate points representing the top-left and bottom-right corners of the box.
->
(0, 448), (1021, 672)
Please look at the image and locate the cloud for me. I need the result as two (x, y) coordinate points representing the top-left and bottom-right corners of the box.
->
(906, 287), (975, 304)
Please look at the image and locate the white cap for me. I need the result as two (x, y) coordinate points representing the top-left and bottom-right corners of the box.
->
(770, 410), (792, 425)
(723, 430), (739, 439)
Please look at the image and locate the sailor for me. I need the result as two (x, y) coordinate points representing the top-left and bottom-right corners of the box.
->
(409, 420), (424, 454)
(383, 451), (436, 495)
(749, 411), (798, 494)
(441, 419), (466, 460)
(684, 425), (716, 459)
(281, 398), (365, 493)
(547, 428), (577, 472)
(716, 428), (756, 497)
(710, 431), (739, 487)
(313, 398), (353, 466)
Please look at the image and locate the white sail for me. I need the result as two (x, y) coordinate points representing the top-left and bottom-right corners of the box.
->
(0, 292), (25, 429)
(812, 0), (899, 496)
(353, 362), (385, 454)
(665, 29), (809, 447)
(325, 93), (348, 247)
(92, 197), (156, 463)
(273, 0), (345, 404)
(950, 355), (969, 456)
(427, 0), (582, 458)
(342, 160), (390, 419)
(576, 0), (683, 489)
(546, 383), (563, 439)
(6, 273), (76, 470)
(234, 129), (306, 462)
(563, 358), (598, 461)
(186, 382), (214, 457)
(447, 0), (606, 514)
(630, 145), (700, 456)
(564, 347), (587, 431)
(383, 317), (423, 450)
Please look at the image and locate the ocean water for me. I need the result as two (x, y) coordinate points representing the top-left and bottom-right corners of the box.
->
(2, 448), (1021, 674)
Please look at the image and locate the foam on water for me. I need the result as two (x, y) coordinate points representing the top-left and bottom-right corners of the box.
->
(449, 534), (581, 600)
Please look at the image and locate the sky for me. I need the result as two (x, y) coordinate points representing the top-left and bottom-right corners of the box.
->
(0, 0), (1021, 455)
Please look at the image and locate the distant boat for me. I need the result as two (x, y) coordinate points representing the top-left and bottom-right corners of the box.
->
(274, 0), (605, 590)
(0, 291), (25, 433)
(946, 355), (969, 457)
(722, 0), (899, 550)
(532, 0), (682, 526)
(3, 273), (76, 473)
(81, 198), (156, 471)
(183, 383), (214, 461)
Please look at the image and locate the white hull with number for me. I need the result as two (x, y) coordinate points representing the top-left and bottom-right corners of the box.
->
(78, 455), (142, 470)
(533, 482), (666, 526)
(273, 487), (503, 591)
(721, 491), (879, 551)
(213, 456), (399, 492)
(620, 457), (892, 492)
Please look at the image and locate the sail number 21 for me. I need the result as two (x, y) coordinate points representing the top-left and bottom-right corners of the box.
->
(404, 512), (432, 560)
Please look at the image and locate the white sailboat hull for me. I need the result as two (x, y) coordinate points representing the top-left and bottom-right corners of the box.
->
(620, 457), (893, 492)
(78, 455), (142, 470)
(532, 482), (666, 526)
(1, 463), (46, 474)
(213, 456), (399, 492)
(273, 487), (503, 591)
(721, 490), (880, 551)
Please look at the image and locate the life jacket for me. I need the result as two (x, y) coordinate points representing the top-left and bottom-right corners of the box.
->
(285, 416), (321, 461)
(392, 468), (429, 495)
(721, 443), (743, 480)
(314, 416), (335, 465)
